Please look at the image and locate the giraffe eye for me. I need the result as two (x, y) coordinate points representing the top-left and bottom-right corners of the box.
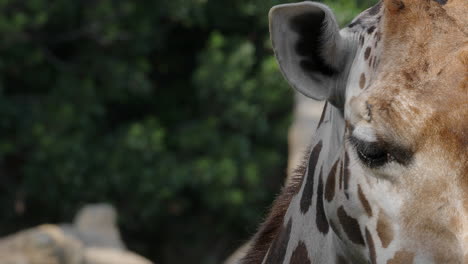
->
(348, 136), (392, 168)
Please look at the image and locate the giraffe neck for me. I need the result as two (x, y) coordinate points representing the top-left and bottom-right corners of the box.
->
(255, 103), (350, 263)
(271, 102), (370, 264)
(262, 103), (388, 264)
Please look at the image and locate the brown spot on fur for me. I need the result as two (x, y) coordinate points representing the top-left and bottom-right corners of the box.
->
(316, 167), (329, 234)
(317, 102), (328, 128)
(365, 228), (377, 264)
(289, 241), (311, 264)
(373, 57), (379, 68)
(376, 31), (382, 42)
(386, 0), (405, 12)
(402, 69), (417, 84)
(338, 160), (343, 190)
(263, 219), (293, 264)
(387, 250), (415, 264)
(325, 159), (339, 202)
(358, 185), (372, 217)
(377, 210), (394, 248)
(365, 47), (372, 60)
(300, 141), (323, 214)
(337, 206), (365, 245)
(343, 152), (350, 198)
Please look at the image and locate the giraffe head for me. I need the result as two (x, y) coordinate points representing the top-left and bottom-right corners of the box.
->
(267, 0), (467, 262)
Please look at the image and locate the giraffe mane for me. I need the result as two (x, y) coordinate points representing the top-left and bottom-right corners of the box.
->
(240, 153), (309, 264)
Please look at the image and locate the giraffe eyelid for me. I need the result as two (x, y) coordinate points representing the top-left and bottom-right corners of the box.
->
(348, 135), (414, 168)
(348, 135), (390, 168)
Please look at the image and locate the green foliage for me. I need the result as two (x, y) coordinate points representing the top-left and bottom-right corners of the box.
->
(0, 0), (374, 263)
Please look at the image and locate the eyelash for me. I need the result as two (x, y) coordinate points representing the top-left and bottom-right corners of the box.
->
(348, 136), (394, 168)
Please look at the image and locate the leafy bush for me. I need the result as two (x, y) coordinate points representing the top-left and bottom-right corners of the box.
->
(0, 0), (373, 263)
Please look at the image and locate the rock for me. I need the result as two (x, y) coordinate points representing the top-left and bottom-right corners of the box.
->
(0, 224), (84, 264)
(61, 203), (125, 249)
(0, 204), (154, 264)
(84, 248), (153, 264)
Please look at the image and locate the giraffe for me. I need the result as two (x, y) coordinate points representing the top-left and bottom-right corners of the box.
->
(241, 0), (467, 263)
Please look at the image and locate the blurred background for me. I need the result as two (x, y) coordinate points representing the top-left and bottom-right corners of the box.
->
(0, 0), (376, 263)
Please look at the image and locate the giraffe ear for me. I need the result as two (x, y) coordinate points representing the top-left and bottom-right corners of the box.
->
(269, 2), (348, 104)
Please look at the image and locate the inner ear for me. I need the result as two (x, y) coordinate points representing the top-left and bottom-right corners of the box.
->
(269, 2), (348, 105)
(291, 11), (339, 77)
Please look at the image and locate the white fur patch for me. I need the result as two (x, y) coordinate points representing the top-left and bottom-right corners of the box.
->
(353, 125), (377, 142)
